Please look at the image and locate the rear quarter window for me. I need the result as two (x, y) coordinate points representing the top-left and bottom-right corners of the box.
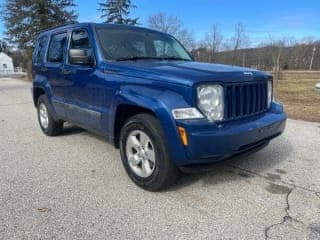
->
(33, 36), (48, 64)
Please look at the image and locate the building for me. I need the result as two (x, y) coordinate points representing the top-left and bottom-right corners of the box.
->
(0, 52), (14, 75)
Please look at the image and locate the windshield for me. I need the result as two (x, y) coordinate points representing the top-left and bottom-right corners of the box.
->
(96, 28), (192, 61)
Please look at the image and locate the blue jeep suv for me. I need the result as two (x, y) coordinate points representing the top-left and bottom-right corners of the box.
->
(32, 23), (286, 191)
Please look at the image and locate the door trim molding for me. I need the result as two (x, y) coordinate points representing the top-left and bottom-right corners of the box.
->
(52, 99), (101, 119)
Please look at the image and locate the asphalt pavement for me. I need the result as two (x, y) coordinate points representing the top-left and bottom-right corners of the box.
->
(0, 77), (319, 240)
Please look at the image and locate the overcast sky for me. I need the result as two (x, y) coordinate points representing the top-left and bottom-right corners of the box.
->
(0, 0), (319, 45)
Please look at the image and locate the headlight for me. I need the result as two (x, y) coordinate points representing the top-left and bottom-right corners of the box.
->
(267, 80), (273, 108)
(197, 84), (224, 121)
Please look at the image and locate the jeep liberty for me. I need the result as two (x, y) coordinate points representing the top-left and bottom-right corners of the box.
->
(32, 23), (286, 191)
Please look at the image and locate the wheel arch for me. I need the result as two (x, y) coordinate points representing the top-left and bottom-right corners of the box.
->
(32, 82), (60, 122)
(110, 86), (190, 165)
(32, 86), (45, 107)
(113, 104), (156, 148)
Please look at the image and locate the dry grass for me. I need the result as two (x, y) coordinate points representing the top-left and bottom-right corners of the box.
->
(274, 78), (320, 122)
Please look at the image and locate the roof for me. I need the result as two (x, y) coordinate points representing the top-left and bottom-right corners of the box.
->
(39, 22), (165, 36)
(0, 52), (12, 61)
(92, 23), (164, 34)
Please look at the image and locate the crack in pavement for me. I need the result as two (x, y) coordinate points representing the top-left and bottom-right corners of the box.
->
(264, 188), (320, 239)
(264, 187), (302, 240)
(224, 165), (320, 239)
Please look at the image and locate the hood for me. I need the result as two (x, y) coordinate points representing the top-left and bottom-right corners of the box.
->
(104, 61), (272, 86)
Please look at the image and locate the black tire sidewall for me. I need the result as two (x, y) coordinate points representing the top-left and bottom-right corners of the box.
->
(120, 114), (176, 191)
(37, 95), (62, 136)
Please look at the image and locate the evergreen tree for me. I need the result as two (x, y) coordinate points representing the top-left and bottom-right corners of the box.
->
(2, 0), (78, 49)
(0, 39), (10, 54)
(99, 0), (138, 25)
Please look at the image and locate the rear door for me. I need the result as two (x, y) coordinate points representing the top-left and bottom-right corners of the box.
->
(32, 34), (49, 100)
(32, 35), (49, 78)
(43, 31), (70, 118)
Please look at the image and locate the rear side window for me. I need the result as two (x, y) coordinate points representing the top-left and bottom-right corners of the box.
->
(47, 33), (68, 63)
(33, 36), (48, 64)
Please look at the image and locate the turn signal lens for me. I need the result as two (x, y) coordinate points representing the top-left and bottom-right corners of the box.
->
(178, 127), (188, 146)
(172, 108), (204, 120)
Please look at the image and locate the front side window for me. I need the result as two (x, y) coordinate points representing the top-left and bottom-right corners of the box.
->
(47, 33), (68, 63)
(70, 29), (91, 49)
(96, 28), (192, 61)
(68, 29), (94, 65)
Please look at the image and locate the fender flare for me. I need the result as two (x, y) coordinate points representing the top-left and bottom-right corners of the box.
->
(33, 78), (60, 121)
(109, 85), (191, 164)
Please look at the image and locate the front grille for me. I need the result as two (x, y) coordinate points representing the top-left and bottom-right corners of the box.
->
(225, 82), (268, 120)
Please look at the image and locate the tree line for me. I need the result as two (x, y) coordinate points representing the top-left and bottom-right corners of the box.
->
(192, 32), (320, 71)
(1, 0), (319, 74)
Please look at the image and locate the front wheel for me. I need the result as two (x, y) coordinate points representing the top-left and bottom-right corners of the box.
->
(119, 114), (178, 191)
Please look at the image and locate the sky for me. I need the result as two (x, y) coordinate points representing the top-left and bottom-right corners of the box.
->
(0, 0), (320, 46)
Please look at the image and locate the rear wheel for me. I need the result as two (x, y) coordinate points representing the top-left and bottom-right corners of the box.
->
(119, 114), (178, 191)
(37, 95), (63, 136)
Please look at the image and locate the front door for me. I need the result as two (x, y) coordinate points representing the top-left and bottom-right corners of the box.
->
(63, 28), (107, 131)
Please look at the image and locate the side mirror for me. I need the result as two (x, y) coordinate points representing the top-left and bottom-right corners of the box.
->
(69, 49), (94, 66)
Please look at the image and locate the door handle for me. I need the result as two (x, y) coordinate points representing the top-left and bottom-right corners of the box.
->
(40, 67), (48, 72)
(62, 69), (73, 75)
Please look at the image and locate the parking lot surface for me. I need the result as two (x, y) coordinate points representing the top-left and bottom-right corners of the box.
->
(0, 77), (319, 240)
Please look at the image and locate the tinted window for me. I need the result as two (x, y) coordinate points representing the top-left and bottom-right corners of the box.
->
(47, 33), (68, 63)
(33, 36), (48, 64)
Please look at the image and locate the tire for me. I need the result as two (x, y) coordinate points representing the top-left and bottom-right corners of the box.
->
(119, 114), (178, 191)
(37, 95), (63, 136)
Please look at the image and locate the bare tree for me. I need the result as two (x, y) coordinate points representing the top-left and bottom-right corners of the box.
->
(228, 22), (250, 65)
(309, 46), (316, 70)
(202, 24), (223, 62)
(290, 39), (310, 69)
(147, 12), (195, 50)
(231, 23), (246, 51)
(268, 34), (287, 73)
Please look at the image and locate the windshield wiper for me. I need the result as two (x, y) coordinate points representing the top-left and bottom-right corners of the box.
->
(115, 56), (162, 61)
(115, 56), (192, 62)
(159, 57), (192, 61)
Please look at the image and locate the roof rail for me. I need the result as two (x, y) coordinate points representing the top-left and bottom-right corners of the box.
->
(39, 21), (79, 33)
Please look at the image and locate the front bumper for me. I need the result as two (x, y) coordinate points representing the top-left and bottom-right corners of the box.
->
(176, 102), (287, 165)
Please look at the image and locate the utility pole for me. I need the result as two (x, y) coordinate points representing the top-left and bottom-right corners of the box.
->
(309, 47), (316, 71)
